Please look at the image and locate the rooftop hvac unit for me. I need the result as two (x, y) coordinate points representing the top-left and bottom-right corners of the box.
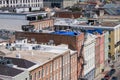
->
(21, 25), (34, 32)
(0, 58), (13, 65)
(48, 40), (54, 45)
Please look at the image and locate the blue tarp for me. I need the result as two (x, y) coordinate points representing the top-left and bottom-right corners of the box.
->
(87, 29), (103, 35)
(52, 31), (79, 36)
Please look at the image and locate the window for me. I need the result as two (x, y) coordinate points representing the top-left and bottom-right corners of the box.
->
(42, 68), (44, 77)
(109, 31), (111, 34)
(30, 75), (32, 80)
(46, 66), (48, 75)
(108, 45), (111, 50)
(34, 73), (36, 80)
(50, 64), (52, 73)
(38, 71), (41, 78)
(50, 75), (52, 80)
(109, 38), (111, 42)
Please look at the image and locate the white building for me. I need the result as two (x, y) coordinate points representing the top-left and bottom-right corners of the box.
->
(83, 33), (96, 80)
(0, 0), (43, 11)
(0, 12), (47, 31)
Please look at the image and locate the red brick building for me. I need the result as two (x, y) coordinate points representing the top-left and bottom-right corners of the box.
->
(15, 31), (84, 79)
(54, 11), (82, 19)
(29, 51), (78, 80)
(29, 19), (54, 30)
(95, 33), (105, 76)
(5, 45), (78, 80)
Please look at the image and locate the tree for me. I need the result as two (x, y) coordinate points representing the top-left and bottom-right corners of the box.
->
(37, 16), (43, 20)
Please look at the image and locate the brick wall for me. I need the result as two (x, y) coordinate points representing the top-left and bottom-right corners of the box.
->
(55, 11), (82, 19)
(70, 53), (78, 80)
(30, 50), (77, 80)
(15, 32), (84, 51)
(29, 19), (54, 30)
(15, 31), (84, 79)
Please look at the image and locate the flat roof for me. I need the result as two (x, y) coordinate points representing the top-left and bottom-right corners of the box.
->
(4, 45), (70, 65)
(0, 11), (47, 16)
(77, 21), (120, 27)
(0, 64), (23, 77)
(0, 57), (36, 69)
(6, 50), (62, 65)
(54, 18), (120, 29)
(0, 19), (29, 31)
(55, 22), (120, 30)
(51, 31), (80, 36)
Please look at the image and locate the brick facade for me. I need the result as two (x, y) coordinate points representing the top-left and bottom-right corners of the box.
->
(30, 51), (78, 80)
(15, 31), (84, 79)
(54, 11), (82, 19)
(29, 19), (54, 30)
(95, 34), (105, 76)
(70, 53), (78, 80)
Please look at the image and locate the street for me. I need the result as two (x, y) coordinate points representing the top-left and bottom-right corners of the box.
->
(111, 56), (120, 80)
(94, 56), (120, 80)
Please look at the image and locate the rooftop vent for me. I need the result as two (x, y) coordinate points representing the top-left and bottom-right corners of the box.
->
(16, 53), (21, 58)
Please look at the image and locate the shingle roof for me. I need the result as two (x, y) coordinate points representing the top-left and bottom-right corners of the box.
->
(0, 64), (23, 77)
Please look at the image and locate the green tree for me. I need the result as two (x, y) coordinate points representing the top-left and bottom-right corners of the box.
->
(37, 16), (43, 20)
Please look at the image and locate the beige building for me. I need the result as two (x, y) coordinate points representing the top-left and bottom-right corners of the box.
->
(43, 0), (79, 8)
(0, 0), (43, 9)
(29, 19), (54, 30)
(1, 40), (78, 80)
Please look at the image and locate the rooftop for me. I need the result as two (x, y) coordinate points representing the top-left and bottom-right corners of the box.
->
(0, 11), (47, 16)
(0, 64), (23, 77)
(55, 18), (120, 29)
(0, 57), (36, 69)
(51, 31), (80, 36)
(1, 44), (72, 66)
(76, 21), (120, 27)
(0, 19), (29, 31)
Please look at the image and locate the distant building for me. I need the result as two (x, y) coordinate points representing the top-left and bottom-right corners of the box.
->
(54, 11), (82, 19)
(103, 3), (120, 15)
(54, 18), (120, 60)
(0, 12), (49, 31)
(29, 18), (54, 31)
(0, 0), (43, 11)
(43, 0), (79, 8)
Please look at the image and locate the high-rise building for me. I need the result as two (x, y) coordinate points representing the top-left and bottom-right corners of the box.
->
(0, 0), (43, 10)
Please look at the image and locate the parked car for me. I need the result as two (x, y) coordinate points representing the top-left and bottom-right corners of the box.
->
(101, 78), (107, 80)
(109, 69), (116, 76)
(104, 71), (113, 80)
(104, 73), (111, 80)
(111, 76), (118, 80)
